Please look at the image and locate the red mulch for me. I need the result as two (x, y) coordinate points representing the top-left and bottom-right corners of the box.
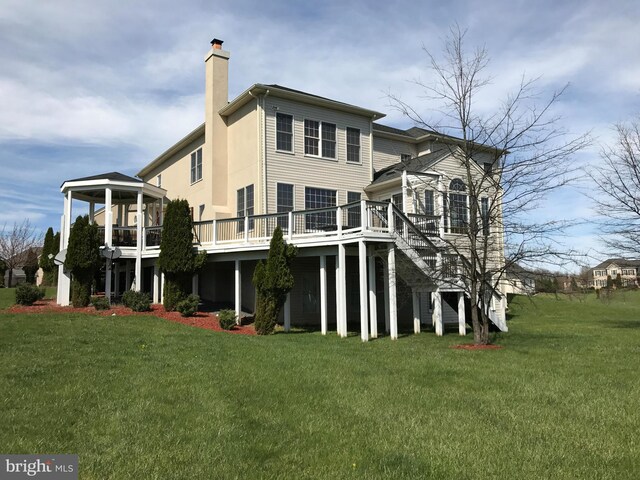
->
(4, 299), (256, 335)
(450, 343), (503, 350)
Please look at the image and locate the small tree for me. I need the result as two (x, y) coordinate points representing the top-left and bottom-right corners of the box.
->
(606, 275), (613, 289)
(158, 199), (206, 311)
(65, 215), (101, 307)
(22, 248), (40, 284)
(0, 220), (40, 287)
(39, 227), (59, 286)
(252, 226), (297, 335)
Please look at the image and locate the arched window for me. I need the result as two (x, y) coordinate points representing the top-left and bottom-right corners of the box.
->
(448, 178), (468, 233)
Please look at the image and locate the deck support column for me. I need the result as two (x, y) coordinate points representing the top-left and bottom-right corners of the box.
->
(433, 291), (443, 336)
(134, 190), (143, 291)
(284, 293), (291, 332)
(160, 272), (165, 304)
(368, 249), (378, 339)
(388, 246), (398, 340)
(458, 292), (467, 336)
(153, 263), (160, 304)
(358, 240), (369, 342)
(57, 190), (73, 306)
(234, 259), (241, 325)
(413, 289), (421, 334)
(337, 243), (347, 337)
(382, 257), (390, 334)
(320, 255), (327, 335)
(192, 274), (199, 296)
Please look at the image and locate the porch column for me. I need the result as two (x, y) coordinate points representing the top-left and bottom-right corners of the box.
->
(57, 191), (73, 306)
(89, 202), (95, 223)
(234, 260), (241, 324)
(335, 253), (341, 335)
(160, 272), (165, 304)
(388, 246), (398, 340)
(134, 191), (143, 291)
(413, 289), (421, 334)
(153, 263), (160, 304)
(338, 243), (347, 337)
(284, 293), (291, 332)
(192, 273), (199, 296)
(368, 249), (378, 339)
(320, 255), (327, 335)
(433, 291), (443, 336)
(358, 240), (369, 342)
(104, 187), (113, 302)
(382, 257), (390, 334)
(458, 292), (467, 336)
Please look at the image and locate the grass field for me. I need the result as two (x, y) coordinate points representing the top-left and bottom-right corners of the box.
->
(0, 287), (57, 309)
(0, 291), (639, 479)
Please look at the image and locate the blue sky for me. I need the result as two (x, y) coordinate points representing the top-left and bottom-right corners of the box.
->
(1, 0), (639, 269)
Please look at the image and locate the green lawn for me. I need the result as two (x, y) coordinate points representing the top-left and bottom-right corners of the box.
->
(0, 287), (57, 309)
(0, 292), (638, 479)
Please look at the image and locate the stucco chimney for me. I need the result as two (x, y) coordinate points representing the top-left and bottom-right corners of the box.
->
(204, 38), (229, 210)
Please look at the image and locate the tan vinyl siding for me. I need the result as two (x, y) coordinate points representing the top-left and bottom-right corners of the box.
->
(227, 99), (260, 216)
(372, 136), (416, 172)
(264, 97), (372, 212)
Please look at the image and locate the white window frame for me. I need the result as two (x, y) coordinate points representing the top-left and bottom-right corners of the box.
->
(276, 112), (294, 153)
(346, 127), (361, 164)
(190, 148), (202, 184)
(304, 119), (337, 160)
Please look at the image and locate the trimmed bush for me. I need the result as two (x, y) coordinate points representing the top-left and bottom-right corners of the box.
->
(176, 294), (200, 317)
(91, 296), (110, 311)
(163, 280), (186, 312)
(218, 309), (237, 330)
(121, 290), (152, 312)
(15, 283), (45, 306)
(66, 215), (101, 307)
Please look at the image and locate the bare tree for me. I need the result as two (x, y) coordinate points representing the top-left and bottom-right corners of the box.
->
(589, 118), (640, 256)
(390, 25), (589, 344)
(0, 220), (41, 287)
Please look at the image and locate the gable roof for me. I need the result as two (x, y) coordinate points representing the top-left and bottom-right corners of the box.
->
(593, 258), (640, 269)
(369, 149), (449, 186)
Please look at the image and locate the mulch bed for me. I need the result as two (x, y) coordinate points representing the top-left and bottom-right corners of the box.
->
(4, 300), (256, 336)
(450, 343), (503, 350)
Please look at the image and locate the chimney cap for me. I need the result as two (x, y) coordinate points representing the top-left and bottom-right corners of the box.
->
(211, 38), (224, 46)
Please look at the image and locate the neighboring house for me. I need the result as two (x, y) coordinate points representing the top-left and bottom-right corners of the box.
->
(55, 38), (508, 340)
(591, 259), (640, 288)
(502, 263), (536, 295)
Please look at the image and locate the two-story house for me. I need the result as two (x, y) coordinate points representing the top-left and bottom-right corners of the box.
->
(55, 38), (507, 340)
(591, 259), (640, 288)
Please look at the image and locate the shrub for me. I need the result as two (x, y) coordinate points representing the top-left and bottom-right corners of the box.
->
(176, 294), (200, 317)
(15, 283), (45, 306)
(122, 290), (152, 312)
(66, 215), (101, 307)
(91, 296), (110, 311)
(163, 280), (186, 312)
(218, 309), (237, 330)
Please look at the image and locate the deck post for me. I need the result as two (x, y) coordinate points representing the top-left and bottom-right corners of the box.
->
(360, 200), (367, 231)
(382, 255), (390, 334)
(235, 259), (241, 324)
(288, 211), (294, 241)
(244, 216), (249, 243)
(388, 246), (398, 340)
(320, 255), (327, 335)
(358, 240), (369, 342)
(57, 191), (73, 306)
(134, 190), (143, 291)
(103, 188), (112, 304)
(160, 272), (165, 304)
(338, 243), (347, 337)
(368, 249), (378, 339)
(153, 263), (160, 304)
(433, 291), (443, 336)
(458, 292), (467, 336)
(284, 293), (291, 332)
(212, 219), (217, 245)
(387, 202), (395, 233)
(192, 274), (199, 296)
(413, 289), (421, 334)
(335, 252), (341, 335)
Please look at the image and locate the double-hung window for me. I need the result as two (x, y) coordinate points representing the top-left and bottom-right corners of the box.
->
(346, 128), (360, 163)
(305, 187), (336, 230)
(190, 148), (202, 184)
(277, 183), (294, 228)
(424, 191), (435, 216)
(276, 113), (293, 152)
(237, 184), (254, 231)
(304, 120), (336, 159)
